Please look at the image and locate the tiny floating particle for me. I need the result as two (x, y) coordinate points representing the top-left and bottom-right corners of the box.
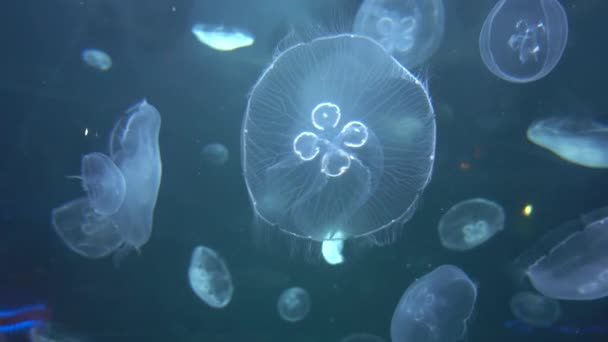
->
(191, 23), (254, 51)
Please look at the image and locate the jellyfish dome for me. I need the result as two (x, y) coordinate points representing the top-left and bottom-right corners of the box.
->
(353, 0), (445, 68)
(242, 34), (435, 242)
(438, 198), (505, 251)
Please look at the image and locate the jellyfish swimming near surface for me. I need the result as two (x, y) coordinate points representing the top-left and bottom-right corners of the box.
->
(353, 0), (445, 68)
(438, 198), (505, 251)
(52, 100), (162, 259)
(527, 117), (608, 168)
(241, 33), (436, 243)
(277, 287), (311, 322)
(81, 48), (112, 71)
(510, 291), (561, 327)
(188, 245), (234, 309)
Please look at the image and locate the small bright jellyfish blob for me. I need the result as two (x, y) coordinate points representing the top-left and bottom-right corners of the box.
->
(188, 245), (234, 308)
(479, 0), (568, 83)
(527, 117), (608, 168)
(81, 48), (112, 71)
(242, 33), (436, 243)
(192, 23), (254, 51)
(321, 239), (344, 265)
(353, 0), (445, 68)
(391, 265), (477, 342)
(438, 198), (505, 251)
(277, 286), (311, 322)
(201, 142), (229, 165)
(510, 291), (561, 327)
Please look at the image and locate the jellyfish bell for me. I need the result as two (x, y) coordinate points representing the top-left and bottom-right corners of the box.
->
(242, 31), (436, 245)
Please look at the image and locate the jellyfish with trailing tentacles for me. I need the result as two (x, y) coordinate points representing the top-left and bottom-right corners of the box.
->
(241, 33), (435, 243)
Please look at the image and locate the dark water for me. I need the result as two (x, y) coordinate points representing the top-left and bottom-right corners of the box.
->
(0, 0), (607, 341)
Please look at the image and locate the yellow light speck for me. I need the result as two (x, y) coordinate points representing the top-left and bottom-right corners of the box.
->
(522, 204), (533, 217)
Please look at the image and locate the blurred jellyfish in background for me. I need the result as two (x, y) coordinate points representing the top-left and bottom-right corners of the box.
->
(527, 117), (608, 168)
(479, 0), (568, 83)
(201, 143), (230, 166)
(188, 245), (234, 309)
(353, 0), (445, 68)
(510, 291), (561, 327)
(277, 287), (311, 322)
(242, 32), (435, 244)
(191, 23), (254, 51)
(438, 198), (506, 251)
(81, 48), (112, 71)
(390, 265), (477, 342)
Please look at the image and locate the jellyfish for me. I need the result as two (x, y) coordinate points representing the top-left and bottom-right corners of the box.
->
(188, 245), (234, 308)
(479, 0), (568, 83)
(510, 291), (561, 327)
(438, 198), (505, 251)
(391, 265), (477, 342)
(277, 287), (310, 322)
(201, 143), (230, 165)
(341, 333), (386, 342)
(526, 214), (608, 300)
(353, 0), (445, 68)
(52, 100), (162, 258)
(322, 239), (345, 265)
(81, 48), (112, 71)
(242, 33), (436, 242)
(191, 23), (254, 51)
(80, 152), (126, 216)
(527, 117), (608, 168)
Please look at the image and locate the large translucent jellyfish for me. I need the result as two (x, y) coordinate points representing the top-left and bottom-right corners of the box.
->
(52, 100), (162, 258)
(80, 152), (126, 216)
(201, 142), (229, 165)
(526, 214), (608, 300)
(277, 286), (311, 322)
(438, 198), (505, 251)
(81, 48), (112, 71)
(188, 245), (234, 308)
(479, 0), (568, 83)
(191, 23), (254, 51)
(527, 117), (608, 168)
(390, 265), (477, 342)
(391, 265), (477, 342)
(242, 33), (436, 242)
(353, 0), (445, 68)
(510, 291), (561, 327)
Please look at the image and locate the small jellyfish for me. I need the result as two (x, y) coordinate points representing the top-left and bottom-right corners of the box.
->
(201, 143), (229, 165)
(479, 0), (568, 83)
(438, 198), (505, 251)
(277, 286), (311, 322)
(81, 48), (112, 71)
(526, 214), (608, 300)
(391, 265), (477, 342)
(341, 333), (386, 342)
(242, 33), (436, 242)
(80, 152), (126, 216)
(510, 291), (561, 327)
(322, 239), (345, 265)
(192, 23), (254, 51)
(188, 245), (234, 308)
(527, 117), (608, 168)
(353, 0), (445, 68)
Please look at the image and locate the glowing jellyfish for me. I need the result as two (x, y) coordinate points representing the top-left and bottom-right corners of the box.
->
(81, 48), (112, 71)
(202, 143), (229, 165)
(479, 0), (568, 83)
(353, 0), (445, 68)
(510, 291), (561, 327)
(322, 239), (344, 265)
(527, 117), (608, 168)
(52, 100), (162, 258)
(277, 286), (311, 322)
(341, 333), (386, 342)
(438, 198), (505, 251)
(391, 265), (477, 342)
(188, 245), (234, 308)
(527, 215), (608, 300)
(80, 152), (126, 216)
(242, 33), (436, 242)
(192, 23), (254, 51)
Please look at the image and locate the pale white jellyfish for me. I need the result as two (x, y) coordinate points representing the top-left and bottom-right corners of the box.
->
(192, 23), (254, 51)
(188, 245), (234, 308)
(277, 287), (311, 322)
(81, 48), (112, 71)
(322, 239), (344, 265)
